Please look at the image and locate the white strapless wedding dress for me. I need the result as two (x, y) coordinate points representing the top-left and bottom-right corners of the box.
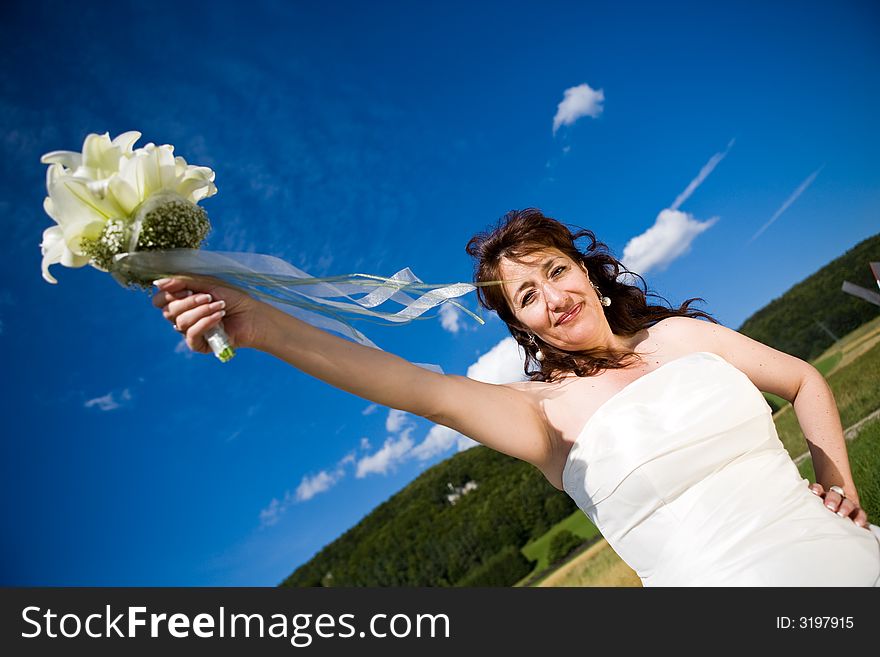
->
(562, 351), (880, 586)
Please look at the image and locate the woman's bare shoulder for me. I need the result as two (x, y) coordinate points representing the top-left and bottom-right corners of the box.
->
(502, 380), (541, 392)
(499, 378), (567, 400)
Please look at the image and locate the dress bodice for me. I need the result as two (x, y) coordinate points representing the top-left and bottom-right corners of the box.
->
(562, 351), (880, 586)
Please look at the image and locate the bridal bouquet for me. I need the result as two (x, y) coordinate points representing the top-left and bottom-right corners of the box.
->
(39, 131), (482, 370)
(39, 131), (237, 360)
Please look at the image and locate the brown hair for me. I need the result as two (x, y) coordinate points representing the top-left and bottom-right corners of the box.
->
(465, 208), (720, 383)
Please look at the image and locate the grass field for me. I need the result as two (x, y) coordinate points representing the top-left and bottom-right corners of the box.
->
(520, 316), (880, 587)
(520, 510), (601, 574)
(774, 326), (880, 457)
(797, 416), (880, 523)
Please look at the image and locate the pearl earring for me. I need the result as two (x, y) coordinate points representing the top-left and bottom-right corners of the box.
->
(592, 281), (611, 307)
(530, 334), (545, 361)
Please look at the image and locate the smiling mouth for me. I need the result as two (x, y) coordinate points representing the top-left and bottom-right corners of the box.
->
(556, 303), (582, 326)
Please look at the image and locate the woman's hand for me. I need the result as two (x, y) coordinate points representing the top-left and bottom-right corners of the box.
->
(152, 276), (263, 354)
(808, 482), (869, 529)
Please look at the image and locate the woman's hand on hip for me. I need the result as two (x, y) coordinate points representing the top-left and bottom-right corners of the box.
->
(809, 482), (869, 529)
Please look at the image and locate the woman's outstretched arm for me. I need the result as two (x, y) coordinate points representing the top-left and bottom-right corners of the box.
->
(153, 276), (552, 468)
(155, 275), (444, 418)
(253, 297), (442, 419)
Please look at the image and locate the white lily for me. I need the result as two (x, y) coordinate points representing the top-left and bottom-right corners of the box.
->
(41, 131), (142, 198)
(39, 131), (217, 284)
(40, 176), (121, 283)
(40, 225), (93, 284)
(108, 143), (217, 216)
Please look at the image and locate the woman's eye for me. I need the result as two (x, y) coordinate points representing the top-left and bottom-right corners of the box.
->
(521, 267), (566, 307)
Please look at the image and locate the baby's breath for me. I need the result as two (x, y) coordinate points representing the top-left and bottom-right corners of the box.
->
(81, 196), (211, 289)
(80, 218), (127, 272)
(139, 198), (211, 252)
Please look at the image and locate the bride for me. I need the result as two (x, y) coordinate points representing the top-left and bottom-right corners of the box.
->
(152, 208), (880, 586)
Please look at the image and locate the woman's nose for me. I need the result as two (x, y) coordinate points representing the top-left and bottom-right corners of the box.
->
(542, 282), (569, 308)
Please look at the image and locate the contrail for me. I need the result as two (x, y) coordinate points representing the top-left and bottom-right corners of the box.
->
(671, 137), (736, 211)
(748, 165), (825, 243)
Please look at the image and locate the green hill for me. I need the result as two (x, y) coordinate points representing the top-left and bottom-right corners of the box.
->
(736, 232), (880, 358)
(280, 446), (576, 587)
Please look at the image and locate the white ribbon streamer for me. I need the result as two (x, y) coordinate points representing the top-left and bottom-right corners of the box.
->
(112, 249), (485, 374)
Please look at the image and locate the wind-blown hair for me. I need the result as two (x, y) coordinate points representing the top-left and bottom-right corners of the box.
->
(465, 208), (719, 383)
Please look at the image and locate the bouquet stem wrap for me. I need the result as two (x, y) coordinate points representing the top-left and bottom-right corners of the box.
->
(112, 249), (484, 373)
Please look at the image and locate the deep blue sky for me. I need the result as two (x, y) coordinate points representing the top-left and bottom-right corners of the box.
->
(2, 0), (878, 585)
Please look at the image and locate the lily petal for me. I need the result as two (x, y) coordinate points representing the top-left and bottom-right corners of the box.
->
(138, 144), (177, 199)
(174, 155), (188, 178)
(111, 131), (142, 154)
(60, 246), (93, 268)
(107, 169), (141, 216)
(40, 225), (65, 284)
(45, 162), (67, 189)
(40, 150), (82, 170)
(63, 219), (106, 257)
(82, 132), (114, 172)
(43, 196), (57, 223)
(48, 177), (115, 227)
(177, 165), (217, 203)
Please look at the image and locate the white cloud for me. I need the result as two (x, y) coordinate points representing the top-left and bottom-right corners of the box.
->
(362, 403), (379, 415)
(386, 409), (411, 433)
(456, 434), (480, 452)
(621, 208), (718, 276)
(617, 142), (733, 277)
(355, 429), (415, 478)
(84, 388), (132, 411)
(402, 338), (527, 460)
(439, 303), (462, 333)
(259, 496), (285, 527)
(552, 83), (605, 135)
(174, 338), (194, 358)
(748, 166), (824, 243)
(295, 470), (339, 502)
(465, 337), (528, 384)
(85, 393), (120, 411)
(260, 454), (352, 526)
(410, 424), (464, 461)
(315, 339), (524, 487)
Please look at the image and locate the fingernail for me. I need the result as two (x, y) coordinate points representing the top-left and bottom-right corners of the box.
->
(153, 278), (171, 286)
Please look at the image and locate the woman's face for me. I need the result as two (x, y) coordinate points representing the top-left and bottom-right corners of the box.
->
(499, 246), (607, 352)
